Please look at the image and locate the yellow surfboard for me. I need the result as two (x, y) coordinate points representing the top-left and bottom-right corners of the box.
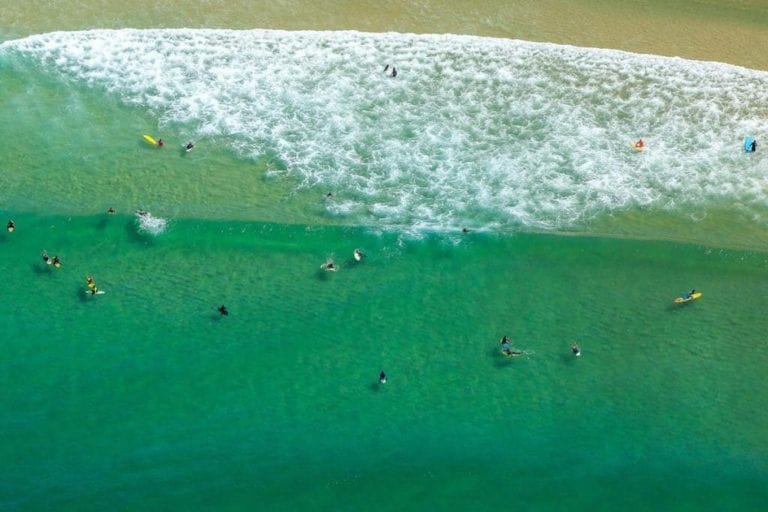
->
(674, 292), (702, 304)
(143, 134), (158, 146)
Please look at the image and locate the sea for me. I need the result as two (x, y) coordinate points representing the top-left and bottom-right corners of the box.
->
(1, 3), (768, 511)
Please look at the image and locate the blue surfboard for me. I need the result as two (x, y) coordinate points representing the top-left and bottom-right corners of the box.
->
(744, 136), (755, 152)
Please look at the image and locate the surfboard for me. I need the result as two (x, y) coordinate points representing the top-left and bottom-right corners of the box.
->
(87, 290), (106, 296)
(143, 134), (158, 146)
(354, 250), (364, 261)
(674, 292), (702, 303)
(744, 136), (755, 152)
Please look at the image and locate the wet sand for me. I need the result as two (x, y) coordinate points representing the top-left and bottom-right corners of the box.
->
(3, 0), (768, 70)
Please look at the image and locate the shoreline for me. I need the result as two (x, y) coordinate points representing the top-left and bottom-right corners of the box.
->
(2, 1), (768, 71)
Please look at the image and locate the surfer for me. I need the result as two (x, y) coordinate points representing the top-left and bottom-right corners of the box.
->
(86, 276), (99, 295)
(321, 259), (336, 271)
(42, 250), (51, 265)
(634, 139), (644, 149)
(136, 209), (148, 217)
(185, 142), (195, 152)
(500, 335), (512, 355)
(353, 248), (365, 261)
(379, 370), (387, 384)
(107, 207), (116, 214)
(683, 289), (696, 300)
(52, 255), (61, 268)
(218, 304), (229, 316)
(571, 343), (581, 357)
(325, 192), (333, 199)
(391, 67), (398, 78)
(157, 138), (165, 147)
(6, 220), (15, 232)
(750, 139), (757, 152)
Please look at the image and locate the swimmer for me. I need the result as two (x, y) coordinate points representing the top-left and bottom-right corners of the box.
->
(52, 255), (61, 268)
(42, 250), (51, 265)
(321, 259), (337, 272)
(571, 343), (581, 357)
(325, 192), (333, 199)
(107, 207), (116, 215)
(379, 371), (387, 384)
(157, 138), (165, 148)
(185, 142), (195, 152)
(6, 220), (15, 232)
(353, 248), (365, 261)
(218, 305), (229, 316)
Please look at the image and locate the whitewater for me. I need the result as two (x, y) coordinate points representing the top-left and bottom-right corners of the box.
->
(2, 28), (768, 232)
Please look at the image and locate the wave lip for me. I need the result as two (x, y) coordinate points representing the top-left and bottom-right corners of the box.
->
(5, 29), (768, 232)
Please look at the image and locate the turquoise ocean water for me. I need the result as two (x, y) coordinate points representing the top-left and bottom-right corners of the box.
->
(2, 28), (768, 510)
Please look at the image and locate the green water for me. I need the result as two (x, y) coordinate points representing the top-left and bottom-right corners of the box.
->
(4, 3), (768, 510)
(1, 214), (768, 510)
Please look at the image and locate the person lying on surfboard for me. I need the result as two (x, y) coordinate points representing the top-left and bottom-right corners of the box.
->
(683, 289), (696, 300)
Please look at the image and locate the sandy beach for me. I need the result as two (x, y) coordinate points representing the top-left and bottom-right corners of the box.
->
(3, 0), (768, 71)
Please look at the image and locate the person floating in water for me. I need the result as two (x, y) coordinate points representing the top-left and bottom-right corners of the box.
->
(321, 258), (336, 272)
(353, 248), (365, 261)
(6, 220), (15, 232)
(218, 304), (229, 316)
(185, 142), (195, 152)
(379, 370), (387, 384)
(750, 139), (757, 152)
(157, 138), (165, 148)
(107, 207), (116, 215)
(571, 343), (581, 357)
(634, 139), (645, 149)
(52, 255), (61, 268)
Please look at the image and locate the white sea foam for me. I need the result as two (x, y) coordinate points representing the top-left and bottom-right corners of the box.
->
(135, 210), (168, 235)
(4, 29), (768, 231)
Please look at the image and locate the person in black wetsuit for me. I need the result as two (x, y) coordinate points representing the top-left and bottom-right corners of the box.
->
(218, 305), (229, 316)
(750, 139), (757, 152)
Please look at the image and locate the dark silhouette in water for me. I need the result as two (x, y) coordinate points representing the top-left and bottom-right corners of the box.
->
(218, 305), (229, 316)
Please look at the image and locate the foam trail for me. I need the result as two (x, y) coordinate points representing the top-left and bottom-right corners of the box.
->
(3, 29), (768, 232)
(135, 210), (168, 235)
